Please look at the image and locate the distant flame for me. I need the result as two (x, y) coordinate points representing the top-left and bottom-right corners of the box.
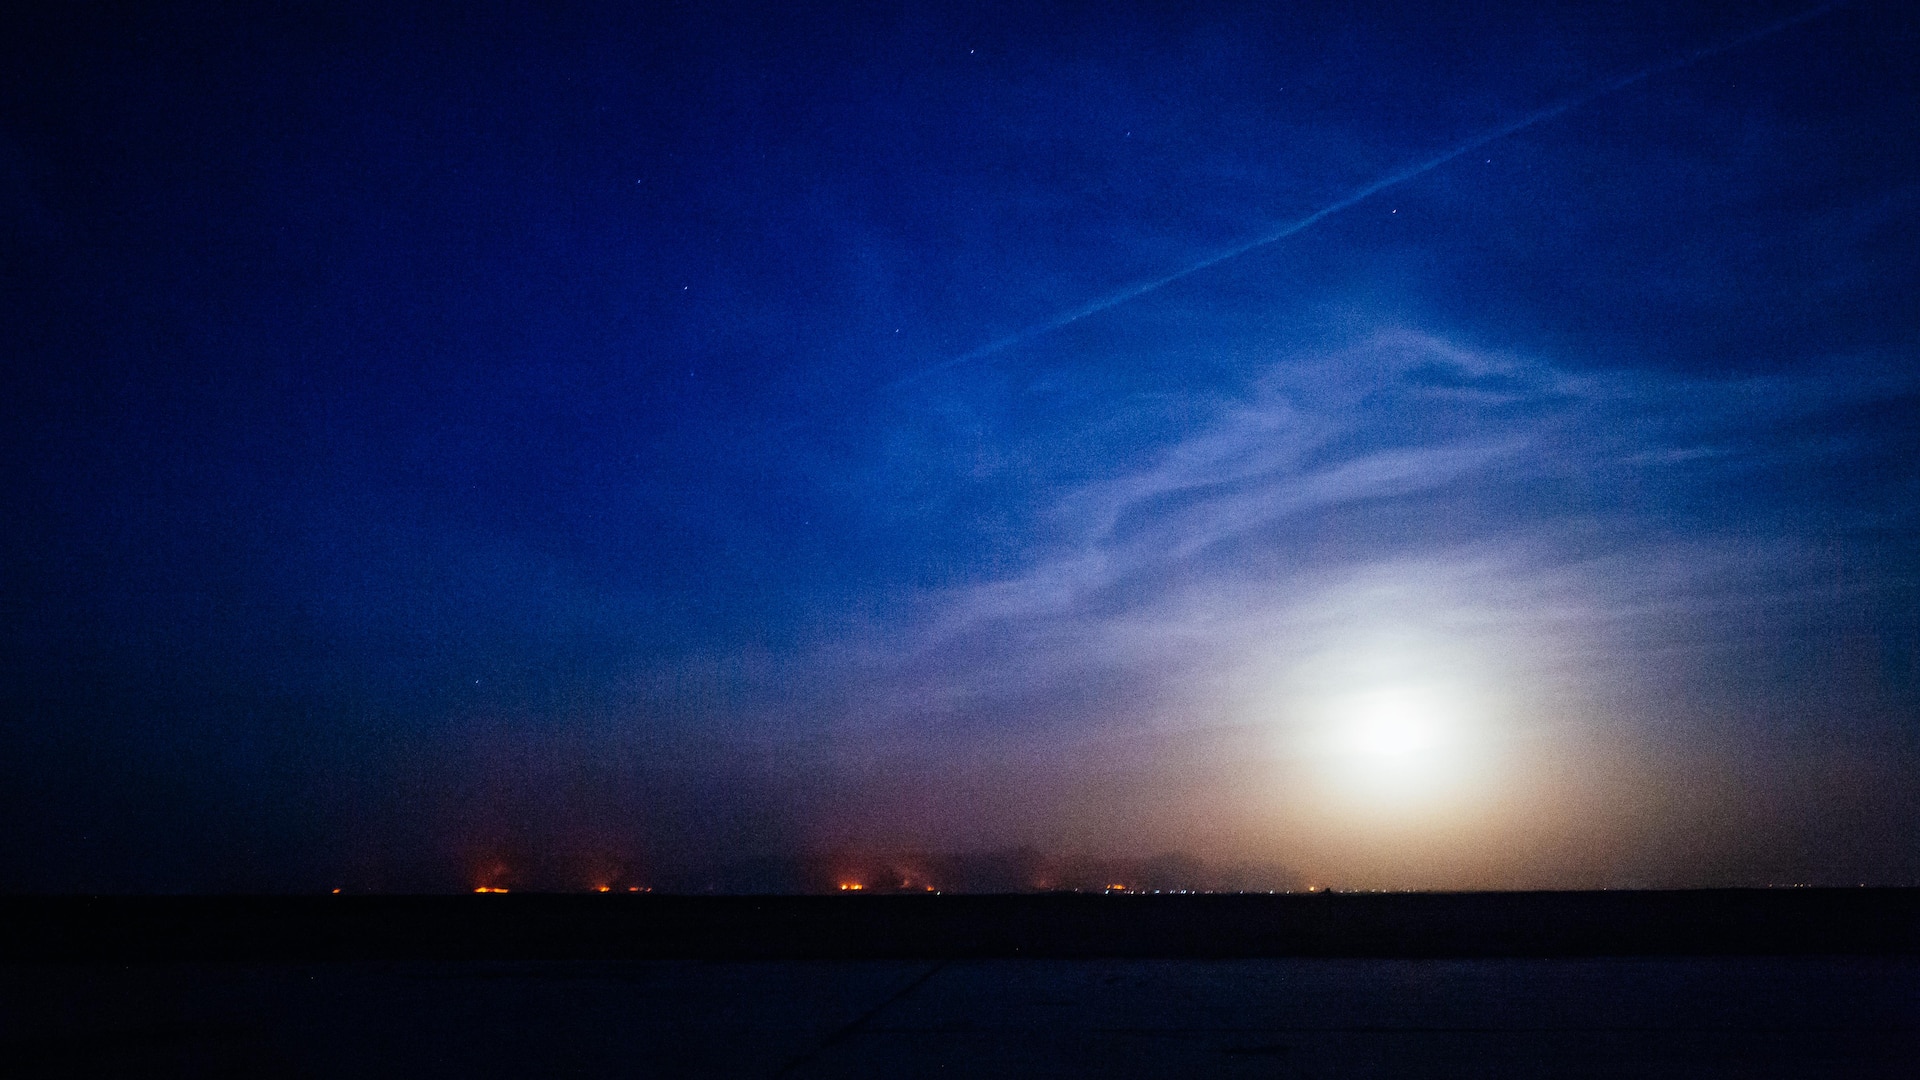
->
(474, 886), (509, 894)
(593, 884), (611, 893)
(839, 882), (864, 891)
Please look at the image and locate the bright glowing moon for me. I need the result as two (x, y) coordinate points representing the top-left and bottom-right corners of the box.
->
(1309, 682), (1480, 808)
(1248, 566), (1547, 851)
(1337, 687), (1449, 760)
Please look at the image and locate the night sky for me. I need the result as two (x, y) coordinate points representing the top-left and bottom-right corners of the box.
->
(3, 1), (1916, 893)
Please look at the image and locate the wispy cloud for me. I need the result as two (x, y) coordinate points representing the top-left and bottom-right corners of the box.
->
(648, 320), (1894, 881)
(797, 328), (1915, 748)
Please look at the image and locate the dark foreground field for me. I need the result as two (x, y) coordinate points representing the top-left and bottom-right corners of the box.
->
(6, 890), (1918, 1076)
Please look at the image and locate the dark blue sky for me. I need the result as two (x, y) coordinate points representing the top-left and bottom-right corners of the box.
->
(4, 0), (1917, 892)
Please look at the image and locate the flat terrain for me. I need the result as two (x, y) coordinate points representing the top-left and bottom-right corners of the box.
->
(8, 889), (1919, 961)
(5, 891), (1916, 1076)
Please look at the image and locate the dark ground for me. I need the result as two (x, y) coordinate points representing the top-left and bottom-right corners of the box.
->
(4, 891), (1917, 1076)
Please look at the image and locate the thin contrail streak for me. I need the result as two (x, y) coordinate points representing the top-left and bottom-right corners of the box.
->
(891, 1), (1841, 390)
